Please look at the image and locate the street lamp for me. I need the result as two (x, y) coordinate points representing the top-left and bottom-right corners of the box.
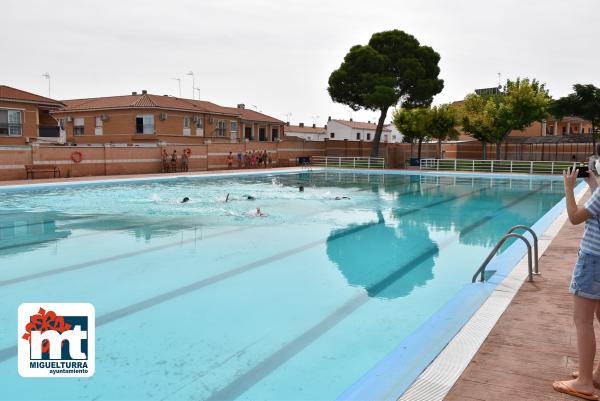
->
(186, 71), (195, 99)
(170, 78), (181, 97)
(42, 73), (51, 97)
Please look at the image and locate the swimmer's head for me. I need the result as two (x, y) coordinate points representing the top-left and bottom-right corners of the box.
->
(299, 186), (304, 192)
(181, 197), (190, 203)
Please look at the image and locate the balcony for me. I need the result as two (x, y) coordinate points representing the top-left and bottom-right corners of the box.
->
(38, 126), (60, 138)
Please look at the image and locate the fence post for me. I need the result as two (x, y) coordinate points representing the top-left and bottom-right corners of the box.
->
(491, 160), (494, 173)
(339, 157), (341, 168)
(454, 159), (457, 171)
(472, 160), (475, 172)
(325, 157), (328, 168)
(551, 162), (554, 175)
(530, 161), (533, 174)
(367, 158), (370, 169)
(510, 160), (513, 173)
(354, 158), (356, 169)
(436, 159), (439, 171)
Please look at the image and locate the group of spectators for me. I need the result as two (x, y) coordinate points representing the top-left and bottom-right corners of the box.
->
(161, 149), (190, 173)
(227, 150), (272, 169)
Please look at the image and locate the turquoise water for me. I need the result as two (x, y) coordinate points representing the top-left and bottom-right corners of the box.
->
(0, 171), (565, 401)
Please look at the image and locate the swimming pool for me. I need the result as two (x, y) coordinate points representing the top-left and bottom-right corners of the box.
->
(0, 170), (567, 401)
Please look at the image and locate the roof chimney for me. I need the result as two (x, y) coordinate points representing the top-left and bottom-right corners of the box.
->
(312, 123), (316, 128)
(141, 90), (147, 95)
(349, 118), (353, 122)
(132, 91), (138, 95)
(368, 120), (370, 124)
(286, 121), (290, 126)
(299, 122), (304, 127)
(328, 116), (331, 122)
(237, 103), (245, 109)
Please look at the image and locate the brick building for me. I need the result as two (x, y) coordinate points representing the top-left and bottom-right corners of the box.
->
(0, 85), (64, 145)
(50, 91), (284, 145)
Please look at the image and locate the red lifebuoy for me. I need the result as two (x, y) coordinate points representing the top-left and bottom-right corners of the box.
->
(184, 148), (192, 155)
(71, 151), (83, 163)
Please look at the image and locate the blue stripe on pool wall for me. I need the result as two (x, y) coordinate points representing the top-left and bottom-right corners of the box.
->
(336, 179), (587, 401)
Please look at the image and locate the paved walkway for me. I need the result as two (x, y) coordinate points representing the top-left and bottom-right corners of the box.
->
(444, 193), (599, 400)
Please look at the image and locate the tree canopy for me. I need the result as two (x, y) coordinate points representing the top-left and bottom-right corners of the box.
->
(392, 107), (431, 160)
(551, 84), (600, 154)
(328, 29), (443, 157)
(429, 104), (460, 158)
(460, 78), (551, 159)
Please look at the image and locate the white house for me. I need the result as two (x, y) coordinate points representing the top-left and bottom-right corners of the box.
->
(284, 122), (327, 141)
(326, 118), (402, 143)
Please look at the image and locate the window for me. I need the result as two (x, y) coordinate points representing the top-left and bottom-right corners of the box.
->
(136, 115), (154, 134)
(183, 117), (191, 128)
(183, 116), (191, 136)
(216, 120), (226, 136)
(0, 110), (23, 136)
(58, 118), (65, 131)
(74, 117), (85, 136)
(330, 132), (335, 139)
(195, 116), (204, 136)
(392, 135), (397, 141)
(95, 116), (103, 135)
(383, 134), (388, 142)
(271, 128), (279, 141)
(367, 133), (371, 140)
(231, 121), (238, 133)
(356, 132), (361, 140)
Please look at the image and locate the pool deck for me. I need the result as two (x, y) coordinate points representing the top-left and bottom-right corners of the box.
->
(444, 191), (597, 401)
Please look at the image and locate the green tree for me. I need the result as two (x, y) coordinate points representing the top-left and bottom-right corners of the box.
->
(461, 78), (551, 159)
(328, 29), (444, 158)
(393, 107), (431, 160)
(551, 84), (600, 154)
(429, 104), (460, 158)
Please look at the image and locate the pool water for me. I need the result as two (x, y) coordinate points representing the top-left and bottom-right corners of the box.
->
(0, 171), (565, 401)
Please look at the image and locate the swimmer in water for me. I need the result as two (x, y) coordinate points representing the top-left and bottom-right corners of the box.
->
(255, 207), (266, 217)
(225, 193), (230, 203)
(246, 195), (255, 200)
(299, 186), (304, 192)
(181, 197), (190, 203)
(334, 196), (350, 200)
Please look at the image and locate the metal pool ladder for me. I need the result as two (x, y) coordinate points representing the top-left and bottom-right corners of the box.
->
(472, 225), (539, 283)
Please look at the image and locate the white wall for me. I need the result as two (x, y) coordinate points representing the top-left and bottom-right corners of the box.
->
(284, 130), (326, 141)
(326, 120), (399, 142)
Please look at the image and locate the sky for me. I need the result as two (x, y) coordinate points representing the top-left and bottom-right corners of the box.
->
(2, 0), (599, 126)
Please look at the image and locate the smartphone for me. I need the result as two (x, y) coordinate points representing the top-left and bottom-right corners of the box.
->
(569, 165), (589, 178)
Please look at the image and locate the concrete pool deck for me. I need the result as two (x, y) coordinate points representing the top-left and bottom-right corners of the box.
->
(443, 191), (598, 401)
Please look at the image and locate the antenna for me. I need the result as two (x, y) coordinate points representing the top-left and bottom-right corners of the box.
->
(497, 72), (502, 89)
(285, 112), (292, 123)
(186, 71), (195, 99)
(311, 115), (320, 125)
(194, 87), (201, 100)
(348, 109), (353, 120)
(42, 72), (51, 97)
(170, 78), (181, 97)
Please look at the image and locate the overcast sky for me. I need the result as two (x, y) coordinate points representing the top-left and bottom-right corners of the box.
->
(2, 0), (599, 126)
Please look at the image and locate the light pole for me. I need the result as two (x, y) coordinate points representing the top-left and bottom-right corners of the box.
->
(194, 87), (201, 100)
(170, 78), (181, 97)
(42, 73), (51, 97)
(186, 71), (195, 99)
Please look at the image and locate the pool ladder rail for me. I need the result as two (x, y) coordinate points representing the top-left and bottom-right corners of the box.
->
(472, 225), (539, 283)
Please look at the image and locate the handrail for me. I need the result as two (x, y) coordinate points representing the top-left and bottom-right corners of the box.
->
(507, 225), (539, 274)
(472, 233), (533, 283)
(419, 158), (582, 175)
(311, 156), (385, 169)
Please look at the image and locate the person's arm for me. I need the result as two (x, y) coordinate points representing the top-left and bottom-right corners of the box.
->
(563, 167), (596, 225)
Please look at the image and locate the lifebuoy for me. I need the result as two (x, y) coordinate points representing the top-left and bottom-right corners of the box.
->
(184, 148), (192, 155)
(71, 151), (83, 163)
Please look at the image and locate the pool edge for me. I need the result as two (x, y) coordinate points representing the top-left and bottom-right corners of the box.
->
(335, 180), (588, 401)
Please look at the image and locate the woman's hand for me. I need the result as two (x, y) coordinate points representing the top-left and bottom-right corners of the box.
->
(563, 165), (578, 191)
(585, 170), (599, 192)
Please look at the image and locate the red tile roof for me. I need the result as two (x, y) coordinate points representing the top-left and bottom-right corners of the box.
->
(57, 93), (238, 116)
(0, 85), (63, 107)
(222, 106), (284, 124)
(285, 124), (326, 134)
(333, 119), (391, 131)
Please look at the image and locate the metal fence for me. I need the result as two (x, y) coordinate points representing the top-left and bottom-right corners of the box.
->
(420, 158), (579, 175)
(311, 156), (385, 169)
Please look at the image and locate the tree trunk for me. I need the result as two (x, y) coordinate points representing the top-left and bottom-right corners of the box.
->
(482, 142), (487, 160)
(370, 107), (389, 158)
(594, 123), (597, 155)
(495, 140), (502, 160)
(438, 139), (443, 159)
(418, 138), (424, 160)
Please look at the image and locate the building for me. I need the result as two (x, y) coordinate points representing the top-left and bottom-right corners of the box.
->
(284, 122), (327, 141)
(50, 91), (284, 144)
(0, 85), (64, 145)
(326, 118), (401, 143)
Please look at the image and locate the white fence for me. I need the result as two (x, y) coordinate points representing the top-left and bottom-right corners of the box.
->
(311, 156), (385, 169)
(420, 158), (579, 175)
